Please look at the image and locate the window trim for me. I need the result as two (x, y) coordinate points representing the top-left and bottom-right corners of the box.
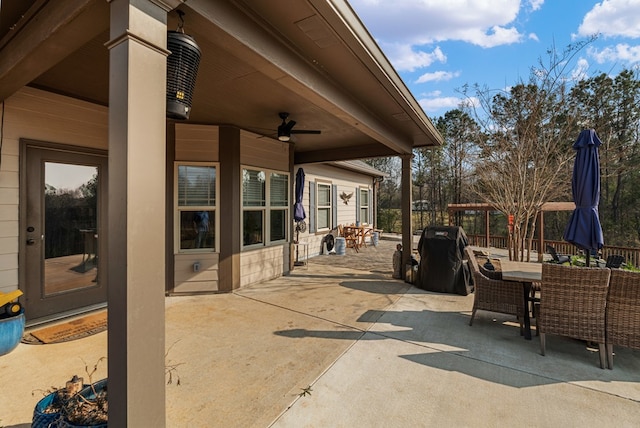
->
(241, 166), (290, 250)
(359, 186), (370, 225)
(316, 180), (332, 231)
(174, 161), (220, 254)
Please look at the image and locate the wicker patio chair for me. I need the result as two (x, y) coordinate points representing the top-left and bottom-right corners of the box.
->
(606, 269), (640, 369)
(539, 264), (611, 369)
(465, 247), (524, 334)
(605, 254), (625, 269)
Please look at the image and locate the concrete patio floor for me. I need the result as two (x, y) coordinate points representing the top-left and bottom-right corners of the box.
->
(1, 239), (639, 427)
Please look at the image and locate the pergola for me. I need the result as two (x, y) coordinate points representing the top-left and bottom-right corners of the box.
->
(448, 202), (576, 261)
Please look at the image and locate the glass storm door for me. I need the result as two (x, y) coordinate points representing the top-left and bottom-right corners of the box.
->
(23, 144), (108, 321)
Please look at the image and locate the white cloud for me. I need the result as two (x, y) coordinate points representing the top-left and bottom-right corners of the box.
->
(381, 44), (446, 72)
(418, 96), (468, 113)
(528, 33), (539, 42)
(350, 0), (524, 48)
(571, 58), (590, 80)
(578, 0), (640, 38)
(588, 43), (640, 64)
(415, 70), (461, 83)
(528, 0), (544, 11)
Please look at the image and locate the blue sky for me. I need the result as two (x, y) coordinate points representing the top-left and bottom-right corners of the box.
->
(349, 0), (640, 120)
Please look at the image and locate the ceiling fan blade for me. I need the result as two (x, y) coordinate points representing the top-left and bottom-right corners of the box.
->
(285, 120), (296, 133)
(291, 129), (321, 134)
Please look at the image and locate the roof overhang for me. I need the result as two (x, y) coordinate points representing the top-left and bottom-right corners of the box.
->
(327, 160), (389, 178)
(0, 0), (443, 161)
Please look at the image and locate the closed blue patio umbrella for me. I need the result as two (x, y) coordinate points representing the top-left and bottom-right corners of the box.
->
(293, 168), (306, 265)
(294, 168), (306, 222)
(563, 129), (604, 266)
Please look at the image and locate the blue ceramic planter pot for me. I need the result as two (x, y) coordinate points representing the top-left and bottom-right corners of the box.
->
(57, 379), (108, 428)
(0, 311), (24, 356)
(32, 392), (62, 428)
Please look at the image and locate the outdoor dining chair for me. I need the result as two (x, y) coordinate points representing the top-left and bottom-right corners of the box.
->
(605, 269), (640, 369)
(605, 254), (626, 269)
(546, 245), (571, 264)
(338, 225), (359, 252)
(464, 247), (524, 334)
(539, 264), (611, 368)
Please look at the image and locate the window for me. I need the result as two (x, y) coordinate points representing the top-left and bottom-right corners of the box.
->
(359, 187), (370, 224)
(176, 163), (217, 251)
(270, 172), (288, 242)
(242, 168), (289, 247)
(317, 183), (331, 230)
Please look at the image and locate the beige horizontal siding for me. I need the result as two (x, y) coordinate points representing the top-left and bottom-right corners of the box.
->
(240, 131), (289, 171)
(0, 221), (18, 238)
(0, 188), (18, 205)
(240, 245), (286, 287)
(0, 268), (18, 294)
(6, 87), (108, 149)
(175, 124), (219, 161)
(294, 163), (372, 245)
(172, 253), (220, 293)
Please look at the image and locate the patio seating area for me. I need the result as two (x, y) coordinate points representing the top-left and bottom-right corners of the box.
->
(337, 224), (377, 252)
(467, 248), (640, 370)
(1, 239), (639, 426)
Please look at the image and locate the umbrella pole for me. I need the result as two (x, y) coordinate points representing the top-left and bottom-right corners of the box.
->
(585, 250), (590, 267)
(294, 227), (304, 266)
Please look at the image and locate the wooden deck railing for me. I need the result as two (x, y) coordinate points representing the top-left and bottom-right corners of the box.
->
(466, 234), (640, 267)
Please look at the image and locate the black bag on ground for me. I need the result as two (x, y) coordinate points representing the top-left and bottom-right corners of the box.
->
(416, 226), (471, 295)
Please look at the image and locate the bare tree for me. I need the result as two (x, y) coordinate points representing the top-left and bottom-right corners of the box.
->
(461, 40), (594, 260)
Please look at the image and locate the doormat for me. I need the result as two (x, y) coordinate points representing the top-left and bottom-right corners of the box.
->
(22, 311), (107, 345)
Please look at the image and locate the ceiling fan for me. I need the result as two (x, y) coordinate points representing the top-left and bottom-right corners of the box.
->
(277, 112), (321, 142)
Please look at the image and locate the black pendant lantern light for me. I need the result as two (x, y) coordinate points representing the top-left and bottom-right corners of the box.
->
(166, 10), (201, 120)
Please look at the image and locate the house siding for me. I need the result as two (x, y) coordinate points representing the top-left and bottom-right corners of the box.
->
(240, 130), (289, 171)
(173, 253), (220, 293)
(175, 123), (219, 162)
(240, 245), (286, 287)
(294, 164), (373, 258)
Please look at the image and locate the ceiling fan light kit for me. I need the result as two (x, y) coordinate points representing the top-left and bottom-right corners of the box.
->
(277, 112), (320, 141)
(277, 112), (296, 141)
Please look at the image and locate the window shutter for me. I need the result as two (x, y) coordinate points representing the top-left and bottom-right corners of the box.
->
(355, 187), (360, 223)
(368, 189), (373, 224)
(331, 184), (338, 229)
(309, 181), (316, 233)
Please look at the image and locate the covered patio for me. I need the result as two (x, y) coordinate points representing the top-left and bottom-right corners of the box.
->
(0, 0), (442, 424)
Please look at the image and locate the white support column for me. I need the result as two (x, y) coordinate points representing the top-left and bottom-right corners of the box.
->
(106, 1), (171, 425)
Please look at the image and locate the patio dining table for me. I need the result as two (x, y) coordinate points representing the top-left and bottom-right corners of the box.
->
(500, 260), (542, 341)
(342, 225), (375, 250)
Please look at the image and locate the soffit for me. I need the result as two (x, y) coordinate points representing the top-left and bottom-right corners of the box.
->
(1, 0), (442, 163)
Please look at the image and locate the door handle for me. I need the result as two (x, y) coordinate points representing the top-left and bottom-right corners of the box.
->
(26, 238), (36, 245)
